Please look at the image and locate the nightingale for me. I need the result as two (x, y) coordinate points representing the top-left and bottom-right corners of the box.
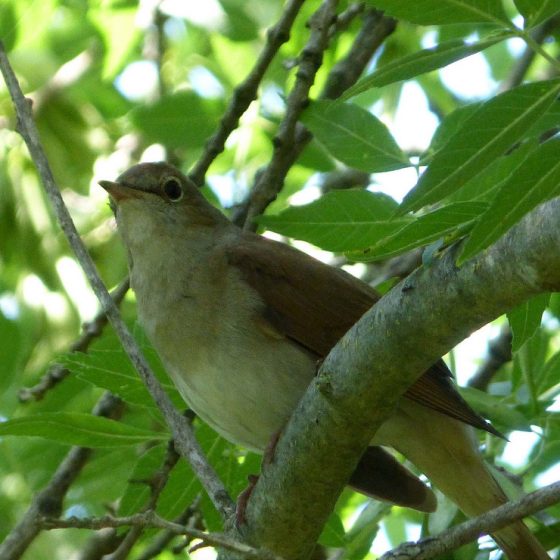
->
(100, 162), (549, 560)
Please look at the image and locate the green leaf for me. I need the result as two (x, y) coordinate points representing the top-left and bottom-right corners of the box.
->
(156, 423), (243, 525)
(507, 294), (550, 352)
(0, 2), (18, 52)
(257, 190), (409, 252)
(343, 35), (509, 100)
(342, 501), (387, 559)
(458, 139), (560, 263)
(348, 202), (487, 262)
(90, 5), (140, 79)
(458, 387), (531, 430)
(538, 350), (560, 398)
(0, 312), (21, 391)
(218, 0), (259, 41)
(514, 0), (560, 28)
(423, 103), (482, 165)
(511, 326), (550, 393)
(62, 346), (184, 410)
(131, 91), (224, 149)
(300, 100), (409, 173)
(364, 0), (510, 25)
(447, 139), (536, 204)
(319, 512), (346, 547)
(401, 80), (560, 213)
(0, 413), (167, 447)
(119, 445), (166, 517)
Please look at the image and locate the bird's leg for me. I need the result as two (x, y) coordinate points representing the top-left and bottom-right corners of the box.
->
(236, 428), (283, 525)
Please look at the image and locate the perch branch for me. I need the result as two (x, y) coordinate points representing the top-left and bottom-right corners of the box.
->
(231, 197), (560, 559)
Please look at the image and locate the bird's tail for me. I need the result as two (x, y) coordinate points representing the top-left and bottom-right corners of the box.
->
(377, 400), (549, 560)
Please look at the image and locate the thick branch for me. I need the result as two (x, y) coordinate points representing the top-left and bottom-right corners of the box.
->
(381, 481), (560, 560)
(233, 198), (560, 559)
(0, 41), (235, 521)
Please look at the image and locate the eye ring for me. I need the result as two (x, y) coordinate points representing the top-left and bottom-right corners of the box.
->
(162, 177), (183, 202)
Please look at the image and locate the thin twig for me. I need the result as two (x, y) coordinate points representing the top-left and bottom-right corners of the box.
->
(468, 325), (512, 390)
(502, 13), (560, 91)
(136, 503), (201, 560)
(380, 482), (560, 559)
(0, 393), (124, 560)
(78, 528), (123, 560)
(188, 0), (307, 186)
(0, 40), (235, 522)
(105, 438), (183, 560)
(41, 512), (285, 560)
(18, 278), (130, 402)
(242, 0), (339, 229)
(329, 2), (365, 36)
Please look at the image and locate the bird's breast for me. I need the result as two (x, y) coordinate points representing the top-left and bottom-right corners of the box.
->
(132, 245), (316, 451)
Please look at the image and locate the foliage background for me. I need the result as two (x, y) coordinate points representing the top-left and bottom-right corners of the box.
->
(1, 0), (560, 559)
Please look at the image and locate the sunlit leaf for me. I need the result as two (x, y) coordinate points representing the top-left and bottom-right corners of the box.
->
(0, 413), (167, 447)
(343, 35), (509, 100)
(131, 91), (224, 149)
(62, 345), (184, 410)
(319, 512), (346, 547)
(364, 0), (510, 25)
(459, 387), (531, 431)
(301, 100), (409, 173)
(401, 80), (560, 213)
(514, 0), (560, 28)
(257, 190), (409, 252)
(90, 5), (140, 79)
(348, 202), (487, 262)
(459, 139), (560, 263)
(507, 294), (551, 353)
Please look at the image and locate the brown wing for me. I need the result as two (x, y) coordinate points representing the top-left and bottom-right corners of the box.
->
(228, 232), (500, 436)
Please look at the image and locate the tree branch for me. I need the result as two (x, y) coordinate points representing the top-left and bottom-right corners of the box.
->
(380, 481), (560, 560)
(41, 512), (285, 560)
(242, 0), (339, 228)
(103, 440), (182, 560)
(232, 197), (560, 559)
(188, 0), (307, 187)
(235, 9), (396, 227)
(468, 325), (512, 391)
(0, 41), (235, 522)
(135, 504), (200, 560)
(502, 14), (560, 91)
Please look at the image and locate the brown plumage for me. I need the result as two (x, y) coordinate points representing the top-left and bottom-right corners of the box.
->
(101, 162), (549, 560)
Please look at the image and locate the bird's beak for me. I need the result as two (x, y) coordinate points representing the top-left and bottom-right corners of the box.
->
(98, 180), (143, 202)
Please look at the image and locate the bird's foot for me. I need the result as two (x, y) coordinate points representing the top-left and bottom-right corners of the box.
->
(236, 474), (259, 526)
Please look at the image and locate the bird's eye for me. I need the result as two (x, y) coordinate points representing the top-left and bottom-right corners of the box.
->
(162, 177), (183, 202)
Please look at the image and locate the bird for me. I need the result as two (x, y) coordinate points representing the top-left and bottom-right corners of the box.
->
(100, 161), (549, 560)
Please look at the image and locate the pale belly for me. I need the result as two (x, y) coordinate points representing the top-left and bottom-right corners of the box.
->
(164, 334), (317, 452)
